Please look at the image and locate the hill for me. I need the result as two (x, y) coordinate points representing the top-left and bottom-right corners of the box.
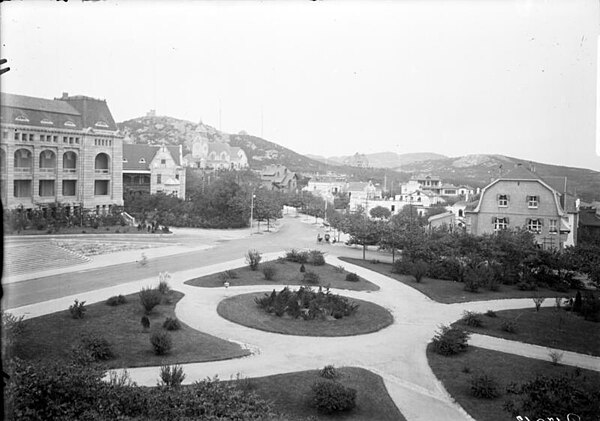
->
(307, 152), (447, 168)
(396, 154), (600, 202)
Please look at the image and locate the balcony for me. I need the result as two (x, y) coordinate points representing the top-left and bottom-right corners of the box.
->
(95, 169), (110, 174)
(39, 167), (56, 174)
(14, 167), (32, 174)
(63, 168), (77, 174)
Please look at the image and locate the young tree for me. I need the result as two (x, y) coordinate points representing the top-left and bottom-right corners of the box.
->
(344, 208), (383, 260)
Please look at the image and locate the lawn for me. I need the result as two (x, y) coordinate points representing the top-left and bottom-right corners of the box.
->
(340, 257), (580, 304)
(13, 290), (249, 368)
(8, 225), (168, 235)
(454, 307), (600, 356)
(245, 367), (405, 421)
(185, 260), (380, 292)
(217, 291), (394, 336)
(427, 345), (600, 421)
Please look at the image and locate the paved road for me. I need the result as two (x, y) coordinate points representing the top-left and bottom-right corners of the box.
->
(2, 216), (371, 309)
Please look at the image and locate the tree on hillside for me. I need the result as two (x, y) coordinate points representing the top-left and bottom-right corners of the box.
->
(370, 206), (391, 220)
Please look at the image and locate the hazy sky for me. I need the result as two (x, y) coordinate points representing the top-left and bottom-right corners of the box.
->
(2, 0), (599, 170)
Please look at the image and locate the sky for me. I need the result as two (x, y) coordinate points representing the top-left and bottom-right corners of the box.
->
(1, 0), (600, 171)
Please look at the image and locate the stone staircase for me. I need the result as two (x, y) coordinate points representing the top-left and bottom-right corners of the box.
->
(3, 243), (90, 277)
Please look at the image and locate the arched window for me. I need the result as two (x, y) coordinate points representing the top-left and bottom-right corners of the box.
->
(14, 149), (32, 171)
(39, 150), (56, 172)
(95, 153), (110, 173)
(63, 151), (77, 172)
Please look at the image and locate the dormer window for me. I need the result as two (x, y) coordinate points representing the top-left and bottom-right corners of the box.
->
(95, 121), (109, 128)
(139, 158), (146, 164)
(64, 121), (76, 128)
(15, 115), (30, 123)
(40, 118), (54, 125)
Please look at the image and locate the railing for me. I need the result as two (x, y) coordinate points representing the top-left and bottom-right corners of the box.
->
(14, 167), (32, 173)
(39, 167), (55, 173)
(95, 169), (110, 174)
(63, 168), (77, 173)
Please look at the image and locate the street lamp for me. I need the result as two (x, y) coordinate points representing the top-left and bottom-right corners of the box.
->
(249, 192), (256, 232)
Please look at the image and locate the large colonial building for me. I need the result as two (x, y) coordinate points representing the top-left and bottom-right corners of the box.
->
(465, 165), (578, 249)
(1, 92), (123, 214)
(123, 144), (186, 199)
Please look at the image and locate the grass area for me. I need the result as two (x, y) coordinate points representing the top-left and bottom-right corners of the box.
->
(14, 290), (249, 368)
(185, 260), (380, 292)
(340, 257), (580, 304)
(455, 307), (600, 356)
(217, 291), (393, 336)
(244, 367), (405, 421)
(427, 345), (600, 421)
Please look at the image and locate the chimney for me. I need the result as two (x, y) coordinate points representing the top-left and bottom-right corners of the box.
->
(61, 92), (69, 99)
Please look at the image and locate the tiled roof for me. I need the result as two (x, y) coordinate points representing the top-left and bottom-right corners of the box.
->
(59, 95), (118, 131)
(208, 142), (230, 154)
(347, 182), (368, 191)
(1, 92), (84, 129)
(123, 144), (159, 170)
(579, 208), (600, 227)
(165, 145), (181, 166)
(499, 165), (540, 181)
(428, 211), (454, 222)
(464, 200), (479, 211)
(542, 176), (576, 196)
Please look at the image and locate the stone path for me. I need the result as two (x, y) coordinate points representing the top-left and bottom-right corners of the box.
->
(8, 251), (599, 421)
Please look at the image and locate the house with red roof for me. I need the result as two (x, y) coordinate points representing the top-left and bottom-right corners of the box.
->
(123, 144), (185, 199)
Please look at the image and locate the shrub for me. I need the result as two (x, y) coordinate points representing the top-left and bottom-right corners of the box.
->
(300, 263), (306, 273)
(410, 260), (429, 283)
(549, 350), (564, 366)
(504, 373), (600, 420)
(150, 330), (172, 355)
(303, 271), (320, 285)
(309, 249), (326, 266)
(312, 380), (356, 414)
(261, 264), (277, 281)
(320, 365), (340, 380)
(470, 372), (500, 399)
(246, 249), (262, 270)
(501, 319), (517, 333)
(345, 272), (360, 283)
(463, 267), (480, 292)
(157, 272), (171, 294)
(532, 296), (545, 312)
(485, 310), (497, 318)
(69, 299), (87, 319)
(74, 334), (115, 362)
(224, 269), (238, 279)
(106, 295), (128, 306)
(334, 265), (345, 273)
(517, 281), (537, 291)
(139, 287), (162, 314)
(286, 249), (309, 263)
(158, 364), (186, 388)
(432, 325), (470, 356)
(141, 316), (150, 331)
(106, 369), (136, 387)
(163, 317), (181, 331)
(2, 312), (26, 360)
(461, 311), (484, 328)
(573, 291), (583, 313)
(580, 292), (600, 322)
(391, 258), (412, 275)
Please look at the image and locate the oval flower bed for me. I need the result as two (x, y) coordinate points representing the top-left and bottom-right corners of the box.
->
(217, 287), (393, 337)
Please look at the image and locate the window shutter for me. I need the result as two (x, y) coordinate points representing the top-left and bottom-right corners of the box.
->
(492, 216), (496, 223)
(539, 219), (544, 226)
(505, 217), (510, 224)
(496, 194), (500, 201)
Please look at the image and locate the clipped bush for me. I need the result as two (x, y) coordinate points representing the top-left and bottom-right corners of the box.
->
(69, 299), (87, 319)
(309, 249), (326, 266)
(312, 380), (356, 414)
(501, 319), (517, 333)
(139, 287), (162, 314)
(163, 317), (181, 331)
(461, 311), (484, 328)
(320, 365), (340, 380)
(410, 260), (429, 283)
(300, 263), (306, 273)
(150, 330), (172, 355)
(345, 272), (360, 283)
(77, 334), (115, 362)
(432, 325), (470, 356)
(106, 295), (128, 306)
(246, 249), (262, 270)
(485, 310), (497, 318)
(158, 364), (186, 388)
(261, 264), (277, 281)
(286, 249), (309, 263)
(303, 270), (320, 285)
(470, 372), (500, 399)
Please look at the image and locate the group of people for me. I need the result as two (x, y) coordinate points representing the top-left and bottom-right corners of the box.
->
(317, 233), (336, 244)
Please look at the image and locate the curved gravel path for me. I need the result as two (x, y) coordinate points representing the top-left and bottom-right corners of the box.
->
(9, 250), (600, 421)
